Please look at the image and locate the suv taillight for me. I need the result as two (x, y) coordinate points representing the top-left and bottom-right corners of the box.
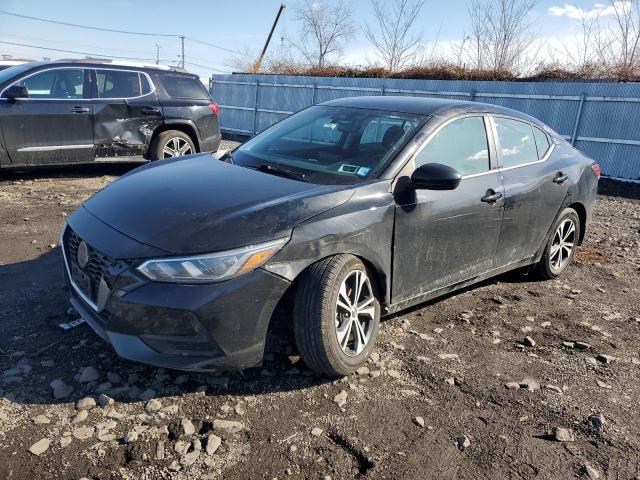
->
(208, 101), (219, 116)
(591, 164), (601, 180)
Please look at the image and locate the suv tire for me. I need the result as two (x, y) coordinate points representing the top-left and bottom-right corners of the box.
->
(151, 130), (196, 160)
(293, 255), (380, 376)
(534, 208), (580, 279)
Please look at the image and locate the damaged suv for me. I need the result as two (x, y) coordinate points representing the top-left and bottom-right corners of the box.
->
(62, 96), (599, 376)
(0, 59), (220, 168)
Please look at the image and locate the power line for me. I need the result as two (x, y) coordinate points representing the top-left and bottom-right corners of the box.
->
(183, 60), (234, 74)
(0, 40), (157, 62)
(0, 9), (179, 37)
(0, 39), (234, 74)
(186, 37), (253, 57)
(0, 10), (253, 57)
(0, 32), (174, 57)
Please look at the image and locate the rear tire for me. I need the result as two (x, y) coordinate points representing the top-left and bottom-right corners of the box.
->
(150, 130), (196, 160)
(293, 255), (380, 376)
(534, 208), (580, 279)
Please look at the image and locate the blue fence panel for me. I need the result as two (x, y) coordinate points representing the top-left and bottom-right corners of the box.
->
(210, 73), (640, 180)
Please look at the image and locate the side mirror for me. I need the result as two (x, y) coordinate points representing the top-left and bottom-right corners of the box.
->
(411, 163), (462, 190)
(2, 85), (29, 101)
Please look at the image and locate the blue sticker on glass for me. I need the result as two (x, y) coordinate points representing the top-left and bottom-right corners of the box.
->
(356, 167), (371, 177)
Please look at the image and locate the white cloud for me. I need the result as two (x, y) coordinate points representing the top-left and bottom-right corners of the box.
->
(549, 1), (632, 20)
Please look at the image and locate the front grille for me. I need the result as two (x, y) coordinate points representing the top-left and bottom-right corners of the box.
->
(63, 227), (118, 306)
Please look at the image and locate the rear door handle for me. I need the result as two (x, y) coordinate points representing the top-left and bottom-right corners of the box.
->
(553, 173), (569, 184)
(71, 106), (90, 113)
(142, 107), (161, 116)
(481, 190), (503, 204)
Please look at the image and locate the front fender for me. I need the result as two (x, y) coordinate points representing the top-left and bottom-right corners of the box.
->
(265, 181), (395, 307)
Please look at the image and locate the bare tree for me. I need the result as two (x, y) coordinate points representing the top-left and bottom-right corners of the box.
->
(610, 0), (640, 68)
(363, 0), (426, 72)
(289, 1), (356, 67)
(464, 0), (540, 73)
(225, 47), (260, 72)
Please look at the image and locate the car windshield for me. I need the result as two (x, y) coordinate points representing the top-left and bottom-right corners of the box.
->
(232, 105), (425, 185)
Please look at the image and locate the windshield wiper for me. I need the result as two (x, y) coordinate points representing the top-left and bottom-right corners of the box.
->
(256, 163), (308, 183)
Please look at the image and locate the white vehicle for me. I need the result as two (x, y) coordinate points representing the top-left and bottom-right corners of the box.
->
(0, 60), (28, 71)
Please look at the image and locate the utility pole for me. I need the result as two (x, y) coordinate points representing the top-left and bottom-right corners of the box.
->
(180, 35), (185, 69)
(155, 43), (160, 65)
(252, 3), (286, 73)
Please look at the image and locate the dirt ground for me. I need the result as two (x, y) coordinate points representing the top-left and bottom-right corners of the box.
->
(0, 146), (639, 480)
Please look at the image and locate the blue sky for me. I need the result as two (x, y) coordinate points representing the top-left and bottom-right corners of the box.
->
(0, 0), (623, 77)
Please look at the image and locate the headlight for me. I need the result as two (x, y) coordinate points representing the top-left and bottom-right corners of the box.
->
(136, 238), (288, 283)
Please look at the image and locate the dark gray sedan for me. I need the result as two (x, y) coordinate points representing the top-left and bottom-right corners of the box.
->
(61, 96), (599, 376)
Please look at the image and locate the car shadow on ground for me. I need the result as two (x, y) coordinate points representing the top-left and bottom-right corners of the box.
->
(0, 249), (335, 407)
(0, 246), (544, 408)
(0, 162), (145, 182)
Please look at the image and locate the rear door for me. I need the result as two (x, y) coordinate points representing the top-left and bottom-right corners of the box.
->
(392, 115), (505, 303)
(492, 116), (569, 266)
(0, 67), (94, 166)
(91, 68), (162, 159)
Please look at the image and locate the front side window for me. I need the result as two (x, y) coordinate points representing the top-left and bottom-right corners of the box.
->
(494, 118), (539, 168)
(96, 69), (147, 98)
(15, 68), (85, 99)
(232, 105), (425, 185)
(415, 116), (490, 176)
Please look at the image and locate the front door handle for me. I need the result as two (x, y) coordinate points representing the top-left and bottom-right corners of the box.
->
(553, 172), (569, 184)
(481, 190), (503, 204)
(71, 106), (90, 114)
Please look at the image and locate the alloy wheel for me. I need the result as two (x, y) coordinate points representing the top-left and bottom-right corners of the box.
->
(162, 137), (192, 158)
(335, 270), (375, 356)
(550, 218), (576, 271)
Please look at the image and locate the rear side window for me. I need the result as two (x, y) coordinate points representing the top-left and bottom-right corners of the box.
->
(415, 116), (490, 175)
(96, 69), (149, 99)
(159, 75), (209, 99)
(283, 115), (343, 145)
(16, 68), (85, 99)
(533, 126), (551, 159)
(360, 117), (418, 145)
(494, 118), (539, 168)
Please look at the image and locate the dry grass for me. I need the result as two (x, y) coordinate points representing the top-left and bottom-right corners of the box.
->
(260, 61), (640, 82)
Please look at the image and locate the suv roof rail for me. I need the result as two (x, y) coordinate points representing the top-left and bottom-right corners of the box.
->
(53, 58), (189, 73)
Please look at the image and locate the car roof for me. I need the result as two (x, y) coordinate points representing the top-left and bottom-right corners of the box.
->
(13, 60), (193, 76)
(320, 96), (550, 130)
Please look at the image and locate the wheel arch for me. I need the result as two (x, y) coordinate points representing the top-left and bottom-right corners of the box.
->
(286, 252), (390, 309)
(567, 201), (587, 245)
(149, 122), (201, 157)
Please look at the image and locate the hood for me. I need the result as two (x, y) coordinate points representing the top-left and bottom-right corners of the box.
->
(82, 154), (354, 255)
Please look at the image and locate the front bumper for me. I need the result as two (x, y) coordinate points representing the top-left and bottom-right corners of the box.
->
(62, 219), (290, 371)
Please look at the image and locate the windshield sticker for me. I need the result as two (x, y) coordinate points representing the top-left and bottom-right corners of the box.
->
(356, 167), (371, 177)
(338, 164), (359, 174)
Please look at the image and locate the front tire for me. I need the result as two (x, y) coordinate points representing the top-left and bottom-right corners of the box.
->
(293, 255), (380, 376)
(150, 130), (196, 160)
(534, 208), (580, 279)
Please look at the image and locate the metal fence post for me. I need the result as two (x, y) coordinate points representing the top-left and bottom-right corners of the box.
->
(381, 85), (385, 96)
(470, 89), (476, 101)
(252, 81), (260, 137)
(571, 92), (586, 146)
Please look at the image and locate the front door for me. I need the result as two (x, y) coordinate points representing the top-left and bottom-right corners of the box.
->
(0, 68), (94, 166)
(392, 115), (504, 304)
(91, 69), (162, 159)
